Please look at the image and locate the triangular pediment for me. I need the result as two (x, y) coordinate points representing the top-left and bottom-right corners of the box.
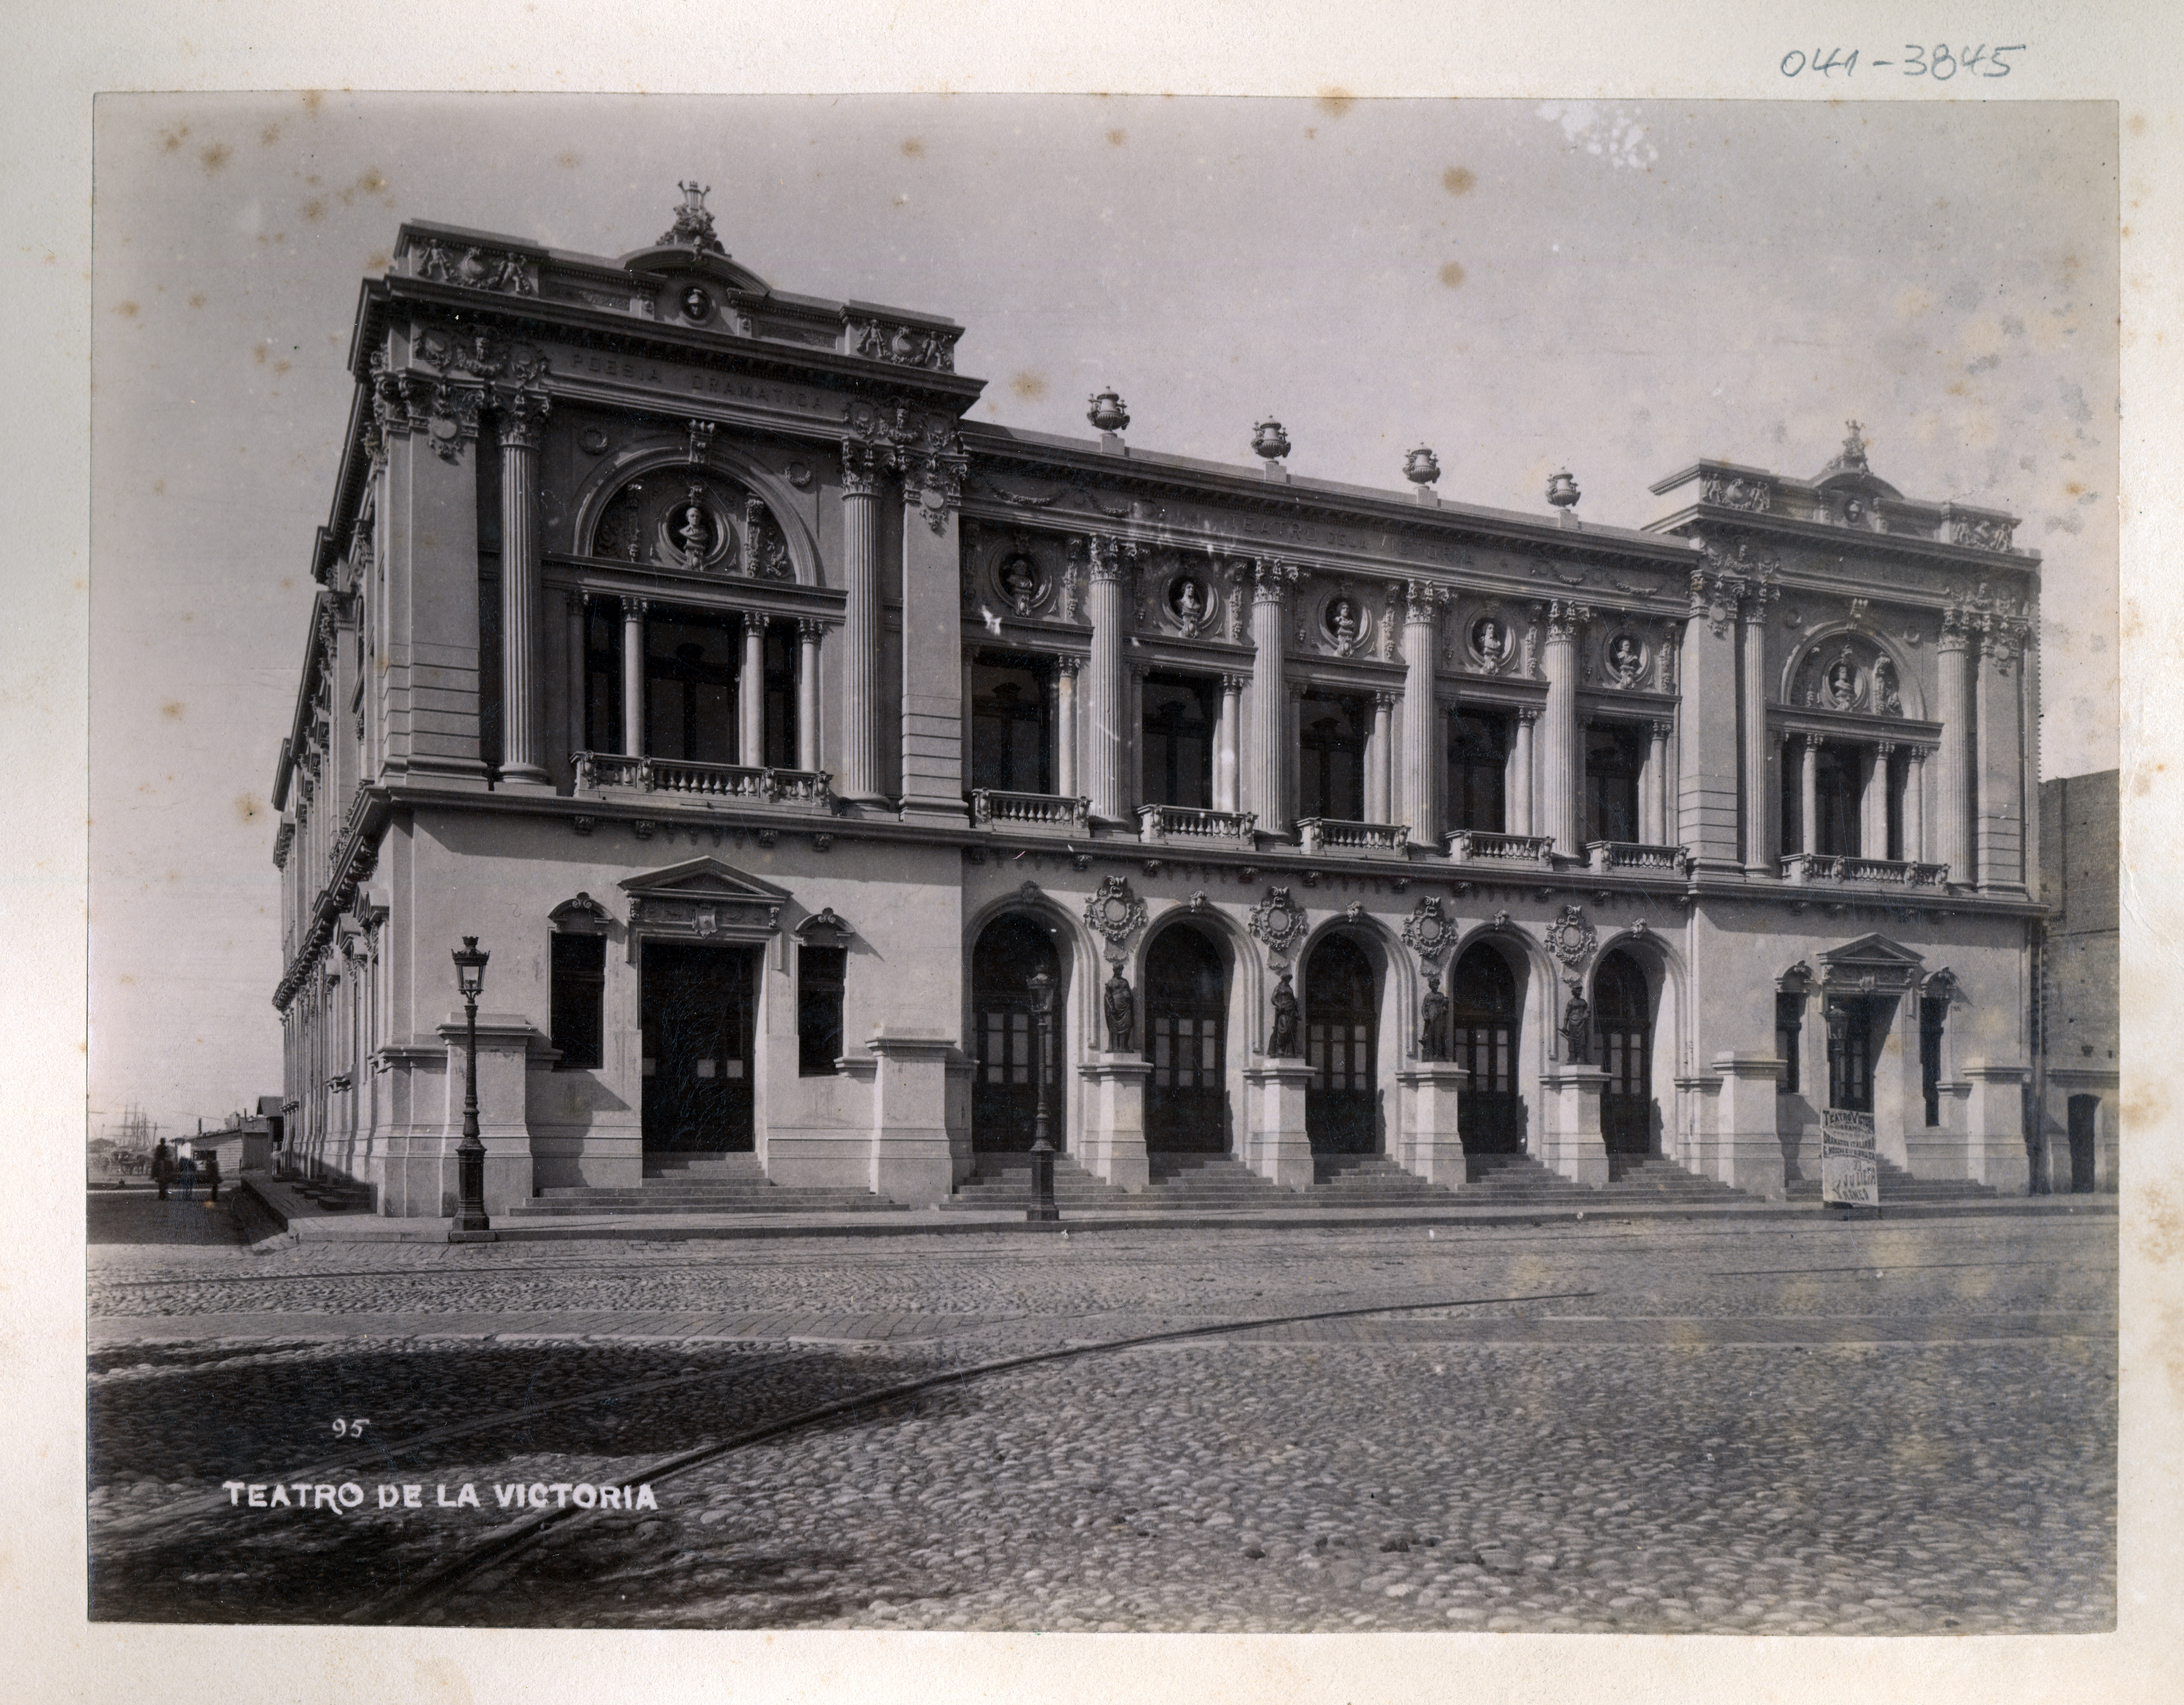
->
(1819, 933), (1926, 969)
(618, 857), (793, 903)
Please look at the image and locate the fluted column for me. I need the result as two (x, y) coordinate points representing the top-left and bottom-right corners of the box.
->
(1640, 719), (1671, 844)
(1975, 613), (2030, 892)
(497, 390), (551, 785)
(1739, 583), (1776, 875)
(1055, 656), (1081, 799)
(1366, 692), (1395, 823)
(1215, 673), (1245, 813)
(796, 618), (822, 773)
(1905, 745), (1927, 863)
(739, 612), (766, 767)
(837, 441), (885, 802)
(1539, 600), (1585, 856)
(1863, 742), (1894, 858)
(563, 590), (586, 763)
(1934, 607), (1972, 884)
(620, 596), (647, 758)
(1084, 535), (1129, 823)
(1799, 733), (1820, 855)
(1399, 581), (1444, 842)
(1245, 560), (1296, 833)
(1511, 707), (1538, 835)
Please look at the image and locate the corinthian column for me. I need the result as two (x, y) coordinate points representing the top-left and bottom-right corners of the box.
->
(1740, 582), (1776, 876)
(795, 618), (822, 773)
(1640, 719), (1671, 845)
(1399, 581), (1444, 843)
(1975, 612), (2030, 892)
(739, 611), (767, 768)
(1511, 707), (1538, 836)
(837, 440), (885, 802)
(1215, 673), (1245, 814)
(1245, 561), (1296, 834)
(497, 389), (551, 786)
(1055, 656), (1081, 799)
(1799, 733), (1820, 855)
(1934, 606), (1972, 884)
(1904, 744), (1927, 863)
(1366, 691), (1395, 824)
(1084, 535), (1129, 823)
(1539, 600), (1585, 856)
(620, 596), (647, 758)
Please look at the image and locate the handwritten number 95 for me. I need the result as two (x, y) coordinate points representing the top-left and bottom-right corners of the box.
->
(332, 1418), (369, 1438)
(1781, 46), (2024, 79)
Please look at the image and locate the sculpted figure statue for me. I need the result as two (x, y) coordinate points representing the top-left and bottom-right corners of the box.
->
(1328, 597), (1361, 653)
(1560, 986), (1592, 1066)
(1474, 616), (1510, 668)
(1267, 969), (1302, 1057)
(1418, 969), (1451, 1062)
(1103, 966), (1136, 1053)
(1000, 555), (1038, 615)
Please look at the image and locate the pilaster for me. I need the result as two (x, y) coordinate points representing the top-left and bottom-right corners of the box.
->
(837, 441), (886, 802)
(865, 1029), (957, 1205)
(1537, 1066), (1609, 1187)
(1078, 1055), (1152, 1191)
(1710, 1051), (1787, 1199)
(1962, 1059), (2032, 1190)
(1394, 1063), (1468, 1188)
(1241, 1060), (1315, 1189)
(496, 388), (552, 788)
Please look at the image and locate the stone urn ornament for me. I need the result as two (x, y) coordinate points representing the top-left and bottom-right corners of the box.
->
(1251, 417), (1292, 464)
(1546, 469), (1581, 511)
(1404, 445), (1442, 489)
(1087, 390), (1131, 435)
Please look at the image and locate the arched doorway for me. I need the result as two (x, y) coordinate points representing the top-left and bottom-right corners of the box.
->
(1596, 949), (1654, 1157)
(970, 915), (1063, 1153)
(1451, 944), (1521, 1155)
(1305, 933), (1378, 1154)
(1144, 924), (1229, 1153)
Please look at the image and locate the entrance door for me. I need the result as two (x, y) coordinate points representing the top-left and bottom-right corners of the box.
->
(1305, 934), (1378, 1154)
(640, 941), (758, 1151)
(1145, 925), (1228, 1153)
(971, 915), (1061, 1153)
(2068, 1094), (2099, 1193)
(1596, 950), (1653, 1156)
(1452, 944), (1522, 1153)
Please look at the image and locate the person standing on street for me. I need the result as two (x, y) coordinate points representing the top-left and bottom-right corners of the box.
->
(200, 1150), (221, 1205)
(150, 1139), (173, 1202)
(177, 1151), (196, 1204)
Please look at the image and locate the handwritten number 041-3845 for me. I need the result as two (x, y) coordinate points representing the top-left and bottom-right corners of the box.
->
(1781, 46), (2026, 79)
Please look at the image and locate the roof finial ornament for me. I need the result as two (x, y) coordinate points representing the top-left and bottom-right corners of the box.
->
(1841, 418), (1868, 469)
(660, 181), (726, 255)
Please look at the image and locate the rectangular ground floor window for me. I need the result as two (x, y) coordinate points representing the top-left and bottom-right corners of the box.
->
(798, 945), (847, 1075)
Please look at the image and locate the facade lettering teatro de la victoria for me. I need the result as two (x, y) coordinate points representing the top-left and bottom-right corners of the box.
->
(271, 187), (2095, 1220)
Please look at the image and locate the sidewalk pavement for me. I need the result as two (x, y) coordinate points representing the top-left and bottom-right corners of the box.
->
(238, 1171), (2115, 1247)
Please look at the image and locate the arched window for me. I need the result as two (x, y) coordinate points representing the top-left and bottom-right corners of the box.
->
(1305, 933), (1379, 1154)
(1451, 944), (1521, 1153)
(1144, 925), (1229, 1153)
(548, 894), (611, 1071)
(970, 915), (1063, 1152)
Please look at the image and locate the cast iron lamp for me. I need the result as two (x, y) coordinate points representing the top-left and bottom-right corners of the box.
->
(1026, 969), (1059, 1223)
(451, 936), (492, 1236)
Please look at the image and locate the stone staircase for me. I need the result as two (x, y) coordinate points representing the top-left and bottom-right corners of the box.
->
(937, 1153), (1138, 1212)
(1459, 1154), (1608, 1206)
(277, 1172), (376, 1214)
(503, 1153), (903, 1217)
(1785, 1154), (1999, 1206)
(1307, 1153), (1463, 1206)
(1602, 1155), (1757, 1204)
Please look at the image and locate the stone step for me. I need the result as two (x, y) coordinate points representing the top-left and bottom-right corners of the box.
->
(506, 1196), (902, 1217)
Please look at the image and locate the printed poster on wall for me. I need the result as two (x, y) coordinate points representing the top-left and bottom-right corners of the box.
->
(1821, 1108), (1880, 1208)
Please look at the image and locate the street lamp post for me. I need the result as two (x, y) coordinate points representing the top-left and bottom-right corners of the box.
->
(1026, 968), (1059, 1223)
(450, 936), (493, 1239)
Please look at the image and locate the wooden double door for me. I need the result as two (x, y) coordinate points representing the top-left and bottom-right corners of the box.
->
(1305, 934), (1379, 1154)
(1451, 944), (1522, 1154)
(971, 915), (1062, 1153)
(640, 941), (758, 1152)
(1144, 925), (1229, 1153)
(1595, 950), (1655, 1157)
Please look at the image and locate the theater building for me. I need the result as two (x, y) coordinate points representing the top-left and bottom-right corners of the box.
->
(270, 188), (2051, 1217)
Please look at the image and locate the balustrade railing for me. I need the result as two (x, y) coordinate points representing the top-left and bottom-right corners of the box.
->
(1779, 852), (1950, 888)
(1445, 829), (1557, 865)
(969, 788), (1093, 831)
(1296, 817), (1410, 855)
(1584, 840), (1691, 875)
(1136, 803), (1258, 846)
(575, 752), (833, 807)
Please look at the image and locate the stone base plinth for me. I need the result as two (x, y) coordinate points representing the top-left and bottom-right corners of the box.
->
(1241, 1061), (1315, 1190)
(1394, 1063), (1469, 1188)
(1078, 1056), (1152, 1191)
(435, 1014), (541, 1215)
(1962, 1060), (2033, 1190)
(1711, 1051), (1787, 1200)
(1537, 1067), (1609, 1188)
(864, 1029), (958, 1206)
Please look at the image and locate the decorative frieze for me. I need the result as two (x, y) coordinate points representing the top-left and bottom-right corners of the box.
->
(411, 239), (537, 296)
(847, 314), (962, 372)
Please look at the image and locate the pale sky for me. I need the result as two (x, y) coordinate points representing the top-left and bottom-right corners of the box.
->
(87, 94), (2118, 1137)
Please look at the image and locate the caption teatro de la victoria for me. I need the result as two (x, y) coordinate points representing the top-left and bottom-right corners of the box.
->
(267, 184), (2072, 1222)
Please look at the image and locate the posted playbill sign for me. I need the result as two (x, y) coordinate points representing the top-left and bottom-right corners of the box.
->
(1821, 1108), (1880, 1208)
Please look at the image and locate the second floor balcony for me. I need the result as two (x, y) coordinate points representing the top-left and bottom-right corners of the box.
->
(575, 752), (834, 808)
(1779, 852), (1951, 888)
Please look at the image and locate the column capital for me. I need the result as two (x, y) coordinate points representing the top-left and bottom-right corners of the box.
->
(1905, 742), (1931, 765)
(497, 386), (552, 450)
(1220, 672), (1249, 694)
(564, 588), (588, 616)
(1648, 718), (1674, 741)
(1543, 598), (1590, 642)
(1402, 577), (1449, 623)
(1515, 705), (1542, 726)
(839, 439), (883, 499)
(796, 615), (827, 639)
(1873, 739), (1899, 757)
(1058, 654), (1085, 679)
(622, 595), (650, 620)
(1087, 533), (1128, 583)
(1373, 688), (1401, 709)
(1250, 558), (1300, 603)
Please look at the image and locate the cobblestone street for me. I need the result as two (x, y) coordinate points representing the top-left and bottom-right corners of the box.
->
(87, 1199), (2116, 1633)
